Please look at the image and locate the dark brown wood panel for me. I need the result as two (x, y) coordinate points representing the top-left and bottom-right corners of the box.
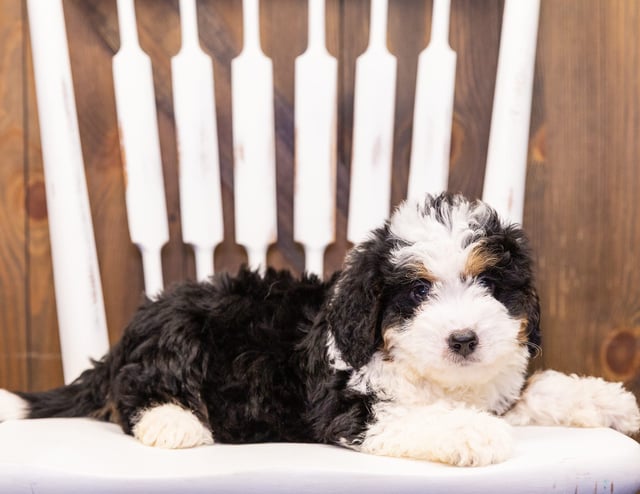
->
(529, 1), (640, 399)
(0, 0), (28, 391)
(134, 0), (186, 287)
(0, 1), (638, 410)
(262, 0), (307, 273)
(63, 0), (144, 346)
(324, 0), (369, 275)
(196, 0), (245, 273)
(448, 0), (502, 199)
(388, 0), (428, 204)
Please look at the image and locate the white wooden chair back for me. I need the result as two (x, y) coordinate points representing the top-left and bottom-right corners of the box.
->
(12, 1), (640, 492)
(27, 0), (539, 384)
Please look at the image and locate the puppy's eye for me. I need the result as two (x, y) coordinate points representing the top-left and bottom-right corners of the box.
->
(409, 280), (431, 303)
(478, 275), (496, 293)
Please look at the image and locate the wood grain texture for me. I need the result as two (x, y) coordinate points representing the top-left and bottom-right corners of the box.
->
(448, 0), (502, 199)
(63, 0), (145, 344)
(197, 0), (245, 273)
(0, 0), (28, 391)
(388, 0), (428, 204)
(528, 0), (640, 401)
(261, 0), (307, 273)
(324, 0), (369, 275)
(0, 0), (638, 410)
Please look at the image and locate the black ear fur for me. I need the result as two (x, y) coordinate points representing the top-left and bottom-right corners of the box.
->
(486, 222), (542, 357)
(524, 286), (541, 356)
(504, 225), (542, 357)
(324, 226), (394, 369)
(471, 205), (542, 358)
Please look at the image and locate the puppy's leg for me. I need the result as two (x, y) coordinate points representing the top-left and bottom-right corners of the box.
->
(114, 365), (214, 449)
(357, 402), (513, 467)
(503, 369), (640, 435)
(0, 389), (28, 420)
(111, 353), (214, 449)
(132, 403), (213, 449)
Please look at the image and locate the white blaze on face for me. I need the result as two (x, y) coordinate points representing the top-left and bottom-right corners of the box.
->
(389, 198), (491, 281)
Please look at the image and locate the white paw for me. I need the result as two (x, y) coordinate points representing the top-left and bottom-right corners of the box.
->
(564, 377), (640, 434)
(360, 404), (513, 467)
(0, 389), (28, 421)
(132, 403), (214, 449)
(424, 411), (513, 467)
(506, 370), (640, 435)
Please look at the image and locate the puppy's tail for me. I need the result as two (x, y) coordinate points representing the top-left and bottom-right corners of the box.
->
(0, 359), (111, 422)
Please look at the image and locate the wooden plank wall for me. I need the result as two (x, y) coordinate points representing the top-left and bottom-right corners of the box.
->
(0, 0), (638, 414)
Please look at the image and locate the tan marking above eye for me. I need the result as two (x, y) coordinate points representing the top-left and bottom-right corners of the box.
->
(464, 244), (500, 279)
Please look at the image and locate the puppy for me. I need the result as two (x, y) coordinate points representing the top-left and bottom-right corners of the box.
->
(1, 193), (638, 466)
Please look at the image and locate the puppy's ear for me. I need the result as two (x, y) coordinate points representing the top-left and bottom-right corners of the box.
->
(508, 226), (542, 357)
(325, 228), (392, 369)
(500, 224), (542, 357)
(481, 219), (542, 358)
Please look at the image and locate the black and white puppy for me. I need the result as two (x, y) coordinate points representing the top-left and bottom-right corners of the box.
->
(1, 193), (638, 466)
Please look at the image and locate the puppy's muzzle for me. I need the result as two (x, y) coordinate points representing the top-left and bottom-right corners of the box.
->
(448, 330), (478, 357)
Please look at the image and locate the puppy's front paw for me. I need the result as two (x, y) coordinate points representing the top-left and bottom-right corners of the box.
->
(427, 411), (513, 467)
(506, 370), (640, 435)
(132, 403), (214, 449)
(360, 405), (513, 467)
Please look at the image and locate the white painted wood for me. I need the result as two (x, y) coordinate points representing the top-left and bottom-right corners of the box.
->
(293, 0), (337, 278)
(26, 0), (110, 383)
(482, 0), (540, 224)
(347, 0), (397, 244)
(2, 420), (640, 493)
(172, 0), (224, 282)
(407, 0), (456, 201)
(113, 0), (169, 297)
(232, 0), (278, 272)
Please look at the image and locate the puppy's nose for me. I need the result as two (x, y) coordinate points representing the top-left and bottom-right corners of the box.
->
(448, 330), (478, 357)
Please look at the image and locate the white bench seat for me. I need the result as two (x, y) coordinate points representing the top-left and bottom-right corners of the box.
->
(1, 418), (638, 493)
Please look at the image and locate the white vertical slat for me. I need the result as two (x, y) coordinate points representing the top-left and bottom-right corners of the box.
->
(172, 0), (224, 282)
(26, 0), (110, 383)
(482, 0), (540, 224)
(113, 0), (169, 297)
(232, 0), (278, 272)
(347, 0), (397, 244)
(407, 0), (456, 201)
(294, 0), (337, 278)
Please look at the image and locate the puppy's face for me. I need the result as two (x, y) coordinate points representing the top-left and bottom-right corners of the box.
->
(327, 194), (540, 403)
